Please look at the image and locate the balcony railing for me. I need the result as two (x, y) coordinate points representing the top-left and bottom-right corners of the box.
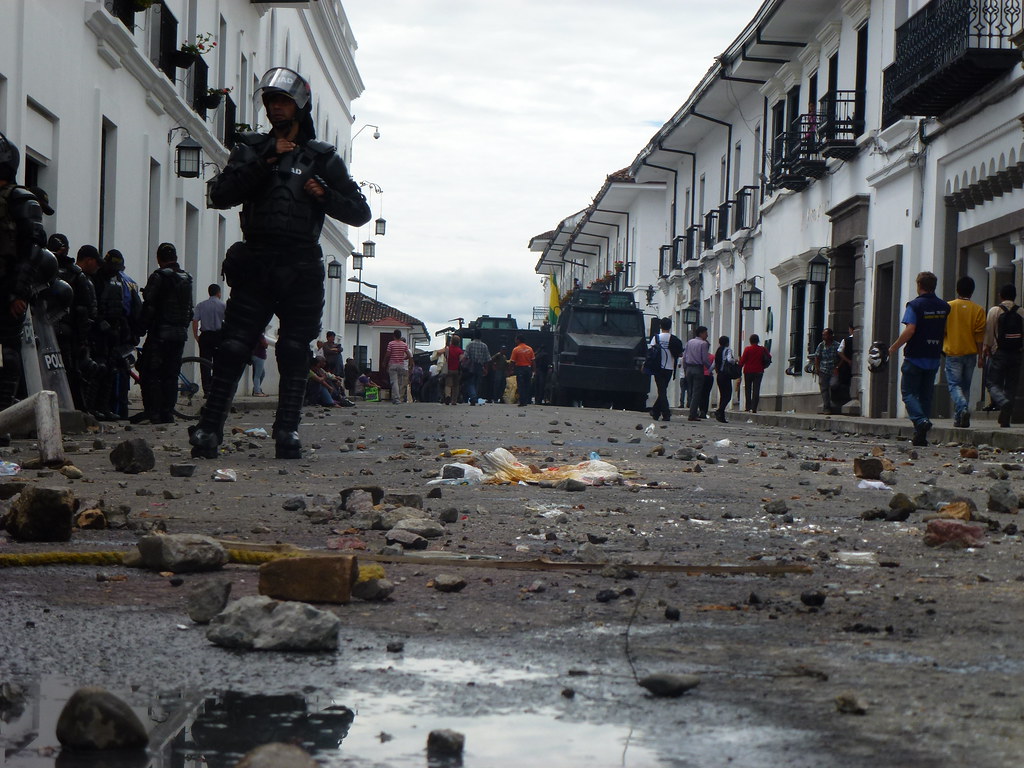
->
(732, 186), (759, 231)
(769, 113), (827, 193)
(882, 0), (1023, 126)
(818, 90), (863, 161)
(702, 210), (719, 251)
(671, 235), (686, 270)
(685, 225), (702, 261)
(658, 245), (672, 279)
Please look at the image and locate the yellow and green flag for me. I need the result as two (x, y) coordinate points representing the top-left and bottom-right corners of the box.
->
(548, 274), (561, 326)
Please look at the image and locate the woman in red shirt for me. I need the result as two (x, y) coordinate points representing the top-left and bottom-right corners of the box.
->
(738, 334), (767, 413)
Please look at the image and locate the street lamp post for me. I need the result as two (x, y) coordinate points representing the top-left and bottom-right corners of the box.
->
(348, 275), (378, 371)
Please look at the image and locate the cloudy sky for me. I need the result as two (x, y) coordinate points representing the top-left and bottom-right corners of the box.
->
(342, 1), (763, 349)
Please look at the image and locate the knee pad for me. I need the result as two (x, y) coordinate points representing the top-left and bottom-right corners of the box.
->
(276, 337), (309, 371)
(217, 336), (253, 369)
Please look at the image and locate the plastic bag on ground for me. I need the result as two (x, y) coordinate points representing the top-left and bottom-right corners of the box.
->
(426, 463), (484, 486)
(479, 447), (620, 485)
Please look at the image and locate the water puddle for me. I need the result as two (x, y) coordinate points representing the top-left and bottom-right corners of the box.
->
(1, 677), (670, 767)
(346, 656), (549, 685)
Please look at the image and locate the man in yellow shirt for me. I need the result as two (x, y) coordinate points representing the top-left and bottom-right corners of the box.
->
(943, 276), (985, 428)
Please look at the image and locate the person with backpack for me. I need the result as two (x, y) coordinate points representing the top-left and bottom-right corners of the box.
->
(713, 336), (739, 422)
(739, 334), (769, 413)
(648, 317), (683, 421)
(983, 283), (1024, 428)
(888, 271), (950, 446)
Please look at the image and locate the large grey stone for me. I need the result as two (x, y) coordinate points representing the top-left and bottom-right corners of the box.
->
(136, 533), (227, 573)
(390, 517), (445, 539)
(372, 506), (426, 530)
(109, 438), (156, 474)
(187, 579), (233, 624)
(232, 743), (319, 768)
(206, 595), (341, 651)
(55, 686), (149, 750)
(988, 481), (1019, 514)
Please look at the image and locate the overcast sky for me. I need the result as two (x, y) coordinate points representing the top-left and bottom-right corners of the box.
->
(342, 1), (763, 349)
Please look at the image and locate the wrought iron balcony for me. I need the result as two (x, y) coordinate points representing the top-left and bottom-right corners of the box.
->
(882, 0), (1023, 126)
(716, 201), (733, 242)
(818, 91), (863, 161)
(658, 245), (672, 278)
(685, 225), (702, 261)
(671, 235), (686, 270)
(769, 121), (822, 193)
(702, 210), (719, 251)
(732, 186), (759, 231)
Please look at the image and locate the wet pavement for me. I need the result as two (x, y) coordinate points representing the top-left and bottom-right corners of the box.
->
(2, 398), (1024, 766)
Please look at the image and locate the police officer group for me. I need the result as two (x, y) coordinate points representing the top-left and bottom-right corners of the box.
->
(0, 66), (368, 461)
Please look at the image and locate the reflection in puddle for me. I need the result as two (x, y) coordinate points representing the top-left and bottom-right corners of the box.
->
(347, 655), (549, 685)
(2, 678), (669, 767)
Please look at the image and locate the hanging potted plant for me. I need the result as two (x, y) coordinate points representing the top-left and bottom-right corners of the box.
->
(613, 260), (624, 273)
(203, 86), (232, 109)
(174, 32), (216, 68)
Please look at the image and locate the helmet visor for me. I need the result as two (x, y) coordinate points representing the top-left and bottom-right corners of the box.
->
(253, 67), (311, 112)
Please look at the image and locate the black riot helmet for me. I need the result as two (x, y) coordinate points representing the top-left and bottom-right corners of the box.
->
(254, 67), (315, 138)
(0, 132), (20, 183)
(254, 67), (311, 111)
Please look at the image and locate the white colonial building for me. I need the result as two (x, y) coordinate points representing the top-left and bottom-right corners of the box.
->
(0, 0), (368, 387)
(535, 0), (1024, 420)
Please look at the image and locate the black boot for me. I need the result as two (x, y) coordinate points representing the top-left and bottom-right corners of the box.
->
(272, 369), (308, 460)
(188, 423), (222, 459)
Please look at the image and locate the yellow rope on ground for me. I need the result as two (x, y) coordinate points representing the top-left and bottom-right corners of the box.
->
(0, 551), (124, 568)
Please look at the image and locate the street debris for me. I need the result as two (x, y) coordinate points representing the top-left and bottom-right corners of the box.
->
(923, 519), (986, 549)
(427, 729), (465, 759)
(109, 438), (156, 474)
(638, 673), (701, 698)
(136, 533), (228, 573)
(56, 686), (149, 750)
(213, 468), (237, 482)
(835, 692), (869, 715)
(233, 743), (319, 768)
(258, 554), (359, 604)
(206, 595), (341, 651)
(187, 579), (233, 624)
(430, 573), (467, 592)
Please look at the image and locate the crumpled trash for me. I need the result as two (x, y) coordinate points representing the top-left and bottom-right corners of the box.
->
(213, 469), (237, 482)
(0, 460), (21, 476)
(857, 479), (891, 490)
(478, 447), (620, 485)
(836, 551), (878, 566)
(644, 423), (656, 437)
(714, 438), (731, 448)
(243, 428), (268, 438)
(426, 463), (484, 486)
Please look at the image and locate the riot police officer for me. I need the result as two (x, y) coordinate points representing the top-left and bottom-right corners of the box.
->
(136, 243), (193, 424)
(92, 249), (141, 419)
(192, 67), (371, 459)
(51, 233), (98, 412)
(0, 133), (45, 408)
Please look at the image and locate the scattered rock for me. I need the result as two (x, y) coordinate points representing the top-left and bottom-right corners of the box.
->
(427, 729), (465, 759)
(59, 465), (84, 480)
(390, 517), (445, 539)
(282, 496), (307, 512)
(889, 493), (917, 514)
(988, 481), (1019, 514)
(352, 577), (395, 601)
(799, 461), (820, 472)
(55, 686), (149, 750)
(764, 500), (788, 515)
(206, 595), (341, 651)
(923, 519), (986, 549)
(258, 555), (358, 604)
(382, 492), (422, 509)
(187, 579), (233, 624)
(853, 458), (883, 479)
(75, 508), (106, 529)
(638, 673), (701, 698)
(387, 640), (405, 653)
(438, 507), (459, 524)
(136, 533), (227, 573)
(4, 486), (75, 542)
(556, 479), (587, 492)
(800, 591), (826, 607)
(835, 692), (869, 715)
(432, 574), (467, 593)
(664, 606), (681, 621)
(169, 463), (197, 478)
(372, 506), (427, 530)
(384, 529), (428, 550)
(340, 485), (384, 506)
(109, 438), (156, 474)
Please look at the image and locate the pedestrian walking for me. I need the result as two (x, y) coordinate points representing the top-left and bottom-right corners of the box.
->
(943, 276), (985, 428)
(385, 329), (413, 403)
(811, 328), (841, 415)
(738, 334), (767, 413)
(135, 243), (193, 424)
(983, 283), (1024, 428)
(489, 347), (508, 403)
(463, 331), (490, 405)
(190, 66), (371, 460)
(713, 336), (738, 422)
(648, 317), (683, 421)
(889, 271), (950, 445)
(510, 335), (535, 407)
(192, 283), (225, 395)
(836, 321), (857, 406)
(251, 331), (270, 396)
(443, 335), (463, 405)
(682, 326), (710, 422)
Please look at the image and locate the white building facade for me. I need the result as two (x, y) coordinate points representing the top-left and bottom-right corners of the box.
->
(535, 0), (1024, 421)
(1, 0), (366, 383)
